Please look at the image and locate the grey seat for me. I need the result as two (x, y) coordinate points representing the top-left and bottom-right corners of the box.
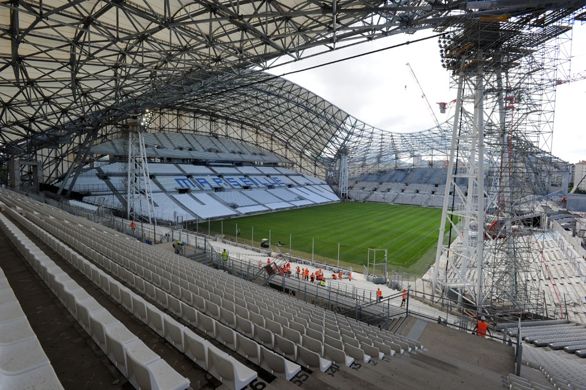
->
(184, 329), (209, 369)
(274, 334), (297, 361)
(236, 333), (261, 365)
(324, 344), (354, 367)
(260, 346), (301, 381)
(216, 322), (237, 350)
(297, 344), (332, 372)
(208, 345), (257, 390)
(253, 325), (274, 348)
(236, 315), (254, 338)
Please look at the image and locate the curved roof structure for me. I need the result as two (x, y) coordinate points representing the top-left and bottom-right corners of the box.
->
(0, 1), (584, 181)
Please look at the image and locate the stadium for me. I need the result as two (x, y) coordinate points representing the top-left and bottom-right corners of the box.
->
(1, 1), (586, 390)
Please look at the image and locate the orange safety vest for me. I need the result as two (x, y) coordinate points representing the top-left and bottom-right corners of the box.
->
(376, 289), (382, 298)
(477, 321), (488, 337)
(402, 289), (408, 300)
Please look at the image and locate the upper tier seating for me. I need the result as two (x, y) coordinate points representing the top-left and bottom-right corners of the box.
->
(59, 133), (339, 221)
(348, 167), (459, 208)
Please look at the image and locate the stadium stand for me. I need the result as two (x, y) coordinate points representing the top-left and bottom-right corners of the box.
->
(428, 230), (586, 326)
(348, 167), (460, 208)
(0, 211), (190, 390)
(0, 239), (63, 389)
(59, 133), (339, 221)
(1, 190), (424, 386)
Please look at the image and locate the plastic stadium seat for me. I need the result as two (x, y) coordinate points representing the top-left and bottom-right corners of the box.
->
(132, 295), (148, 323)
(155, 288), (168, 308)
(75, 297), (102, 333)
(301, 335), (323, 355)
(253, 325), (274, 347)
(236, 334), (261, 365)
(126, 340), (189, 390)
(163, 316), (185, 352)
(260, 346), (301, 381)
(183, 329), (209, 370)
(344, 343), (371, 363)
(274, 334), (297, 361)
(197, 313), (216, 338)
(324, 344), (354, 367)
(324, 335), (344, 350)
(283, 326), (302, 345)
(180, 303), (197, 327)
(208, 346), (257, 390)
(121, 288), (133, 312)
(236, 315), (254, 338)
(105, 326), (139, 376)
(265, 318), (282, 336)
(297, 344), (332, 372)
(168, 295), (182, 317)
(146, 304), (165, 337)
(220, 307), (236, 327)
(89, 309), (119, 353)
(216, 322), (237, 350)
(205, 301), (221, 321)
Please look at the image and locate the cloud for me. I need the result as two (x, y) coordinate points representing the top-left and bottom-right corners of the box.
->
(269, 25), (585, 163)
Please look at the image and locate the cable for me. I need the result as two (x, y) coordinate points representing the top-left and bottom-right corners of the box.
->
(185, 32), (447, 102)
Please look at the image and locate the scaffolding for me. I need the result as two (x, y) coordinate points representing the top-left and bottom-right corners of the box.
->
(126, 117), (156, 227)
(432, 12), (576, 319)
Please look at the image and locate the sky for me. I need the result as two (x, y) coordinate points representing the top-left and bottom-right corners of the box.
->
(268, 23), (586, 164)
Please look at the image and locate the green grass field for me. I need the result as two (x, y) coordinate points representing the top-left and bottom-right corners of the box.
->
(192, 202), (444, 275)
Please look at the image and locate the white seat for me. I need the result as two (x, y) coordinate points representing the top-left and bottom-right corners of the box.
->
(260, 346), (301, 381)
(297, 344), (332, 372)
(344, 343), (371, 363)
(168, 295), (182, 317)
(324, 344), (354, 367)
(163, 316), (185, 352)
(236, 333), (261, 366)
(183, 329), (208, 370)
(180, 303), (197, 327)
(208, 345), (257, 390)
(147, 304), (165, 337)
(216, 322), (237, 350)
(253, 325), (274, 347)
(197, 312), (216, 337)
(126, 340), (189, 390)
(106, 325), (139, 376)
(132, 295), (148, 323)
(236, 315), (254, 338)
(89, 308), (119, 353)
(274, 334), (297, 361)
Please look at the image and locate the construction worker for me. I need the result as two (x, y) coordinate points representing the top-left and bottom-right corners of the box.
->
(310, 272), (315, 283)
(348, 272), (352, 282)
(332, 273), (337, 280)
(376, 288), (383, 303)
(221, 249), (229, 263)
(400, 288), (408, 307)
(474, 316), (490, 338)
(304, 268), (310, 281)
(296, 266), (301, 279)
(319, 279), (326, 287)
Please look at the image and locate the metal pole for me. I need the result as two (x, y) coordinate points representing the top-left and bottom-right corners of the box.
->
(289, 233), (292, 260)
(269, 229), (271, 248)
(251, 226), (254, 246)
(208, 219), (210, 236)
(221, 220), (223, 235)
(337, 242), (340, 267)
(312, 237), (315, 261)
(235, 223), (238, 244)
(515, 318), (522, 376)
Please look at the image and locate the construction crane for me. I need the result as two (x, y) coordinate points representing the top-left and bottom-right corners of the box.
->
(406, 62), (440, 128)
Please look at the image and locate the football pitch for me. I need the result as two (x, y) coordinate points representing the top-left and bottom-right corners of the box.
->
(197, 202), (444, 275)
